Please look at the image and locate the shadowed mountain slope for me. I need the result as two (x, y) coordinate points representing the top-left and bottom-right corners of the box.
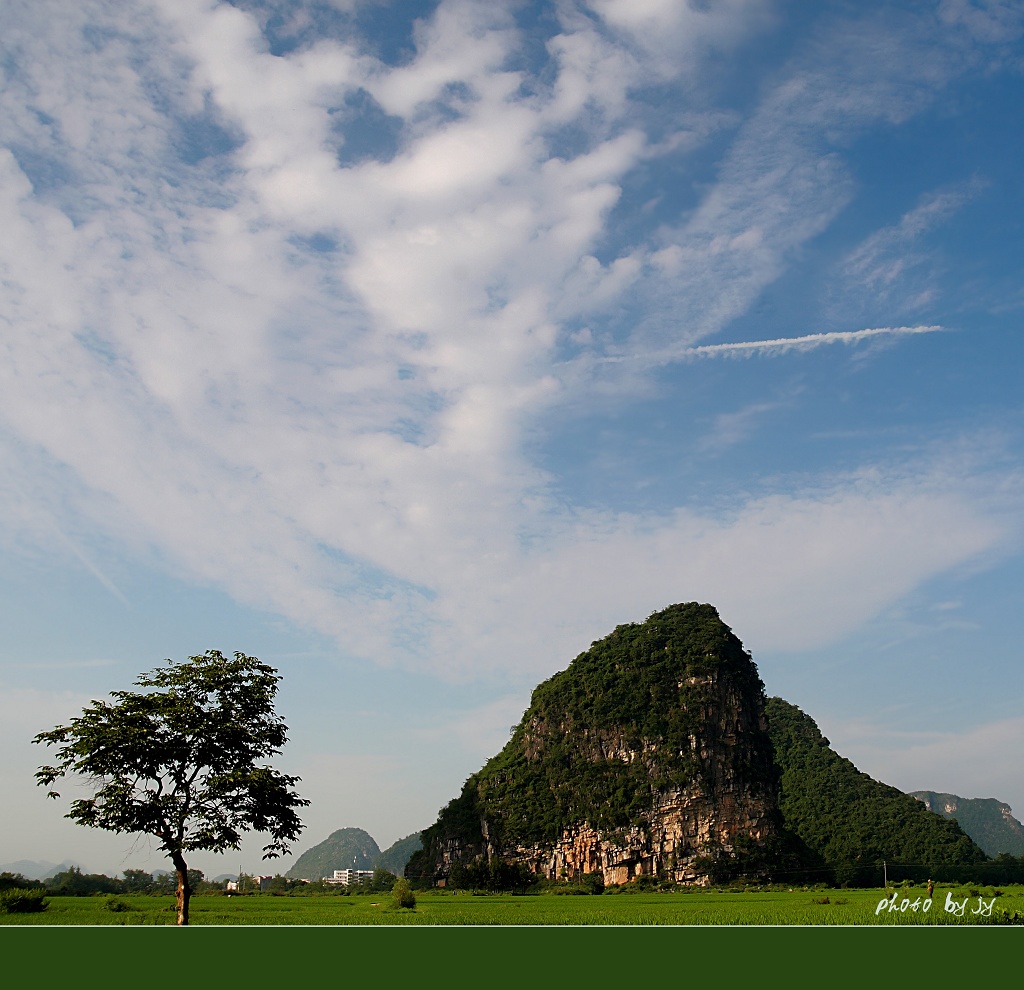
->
(376, 832), (422, 875)
(765, 698), (985, 883)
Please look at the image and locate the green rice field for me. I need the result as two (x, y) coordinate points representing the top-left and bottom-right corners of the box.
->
(3, 884), (1022, 926)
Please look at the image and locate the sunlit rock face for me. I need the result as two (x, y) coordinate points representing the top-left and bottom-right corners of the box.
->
(409, 603), (788, 886)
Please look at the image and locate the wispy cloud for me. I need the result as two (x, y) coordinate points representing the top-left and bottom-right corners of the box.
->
(834, 180), (988, 321)
(697, 400), (787, 454)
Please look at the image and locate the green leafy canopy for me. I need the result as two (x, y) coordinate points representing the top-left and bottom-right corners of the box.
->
(33, 650), (308, 861)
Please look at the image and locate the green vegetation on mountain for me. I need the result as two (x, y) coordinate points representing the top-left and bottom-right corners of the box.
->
(764, 698), (986, 882)
(408, 603), (783, 881)
(286, 828), (381, 880)
(446, 601), (770, 847)
(375, 832), (422, 875)
(407, 605), (1007, 889)
(910, 792), (1024, 857)
(500, 602), (770, 842)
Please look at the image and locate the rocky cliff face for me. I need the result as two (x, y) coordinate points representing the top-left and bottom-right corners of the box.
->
(408, 603), (792, 885)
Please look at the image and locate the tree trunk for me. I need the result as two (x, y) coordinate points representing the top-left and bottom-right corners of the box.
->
(171, 851), (191, 926)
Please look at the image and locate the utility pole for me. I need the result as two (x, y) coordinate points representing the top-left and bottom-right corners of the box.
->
(883, 860), (888, 888)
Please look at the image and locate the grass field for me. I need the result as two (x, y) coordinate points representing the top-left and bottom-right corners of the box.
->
(3, 884), (1022, 926)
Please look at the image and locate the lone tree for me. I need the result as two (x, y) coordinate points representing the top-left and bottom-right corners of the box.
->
(34, 650), (308, 925)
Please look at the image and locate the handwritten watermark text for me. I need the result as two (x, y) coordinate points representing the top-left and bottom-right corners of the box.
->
(875, 891), (995, 917)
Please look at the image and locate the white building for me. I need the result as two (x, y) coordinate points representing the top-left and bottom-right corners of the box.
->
(327, 869), (375, 885)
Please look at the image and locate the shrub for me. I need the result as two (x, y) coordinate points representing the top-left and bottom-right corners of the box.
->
(390, 878), (416, 910)
(550, 872), (605, 895)
(0, 888), (48, 913)
(104, 896), (131, 912)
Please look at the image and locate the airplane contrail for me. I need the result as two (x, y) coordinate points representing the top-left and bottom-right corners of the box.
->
(680, 324), (942, 359)
(587, 325), (943, 367)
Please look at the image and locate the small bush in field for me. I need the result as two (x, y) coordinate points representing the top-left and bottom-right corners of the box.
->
(391, 878), (416, 910)
(104, 896), (130, 912)
(0, 888), (48, 913)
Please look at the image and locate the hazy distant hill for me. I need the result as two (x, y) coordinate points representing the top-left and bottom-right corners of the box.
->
(910, 791), (1024, 857)
(0, 859), (83, 880)
(285, 828), (381, 880)
(375, 833), (421, 874)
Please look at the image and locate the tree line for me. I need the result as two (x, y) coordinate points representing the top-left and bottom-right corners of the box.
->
(2, 866), (219, 897)
(0, 864), (412, 897)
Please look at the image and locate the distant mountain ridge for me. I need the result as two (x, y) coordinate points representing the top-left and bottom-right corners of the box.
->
(910, 791), (1024, 857)
(0, 859), (83, 880)
(376, 833), (422, 874)
(285, 828), (423, 880)
(286, 828), (381, 880)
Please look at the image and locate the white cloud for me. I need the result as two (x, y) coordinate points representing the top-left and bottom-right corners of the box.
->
(468, 468), (1010, 676)
(587, 0), (774, 78)
(367, 0), (518, 120)
(0, 0), (1016, 695)
(600, 8), (980, 359)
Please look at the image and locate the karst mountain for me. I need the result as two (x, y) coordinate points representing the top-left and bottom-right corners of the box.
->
(407, 603), (984, 886)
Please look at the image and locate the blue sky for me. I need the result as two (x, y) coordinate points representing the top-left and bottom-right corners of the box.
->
(2, 0), (1023, 877)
